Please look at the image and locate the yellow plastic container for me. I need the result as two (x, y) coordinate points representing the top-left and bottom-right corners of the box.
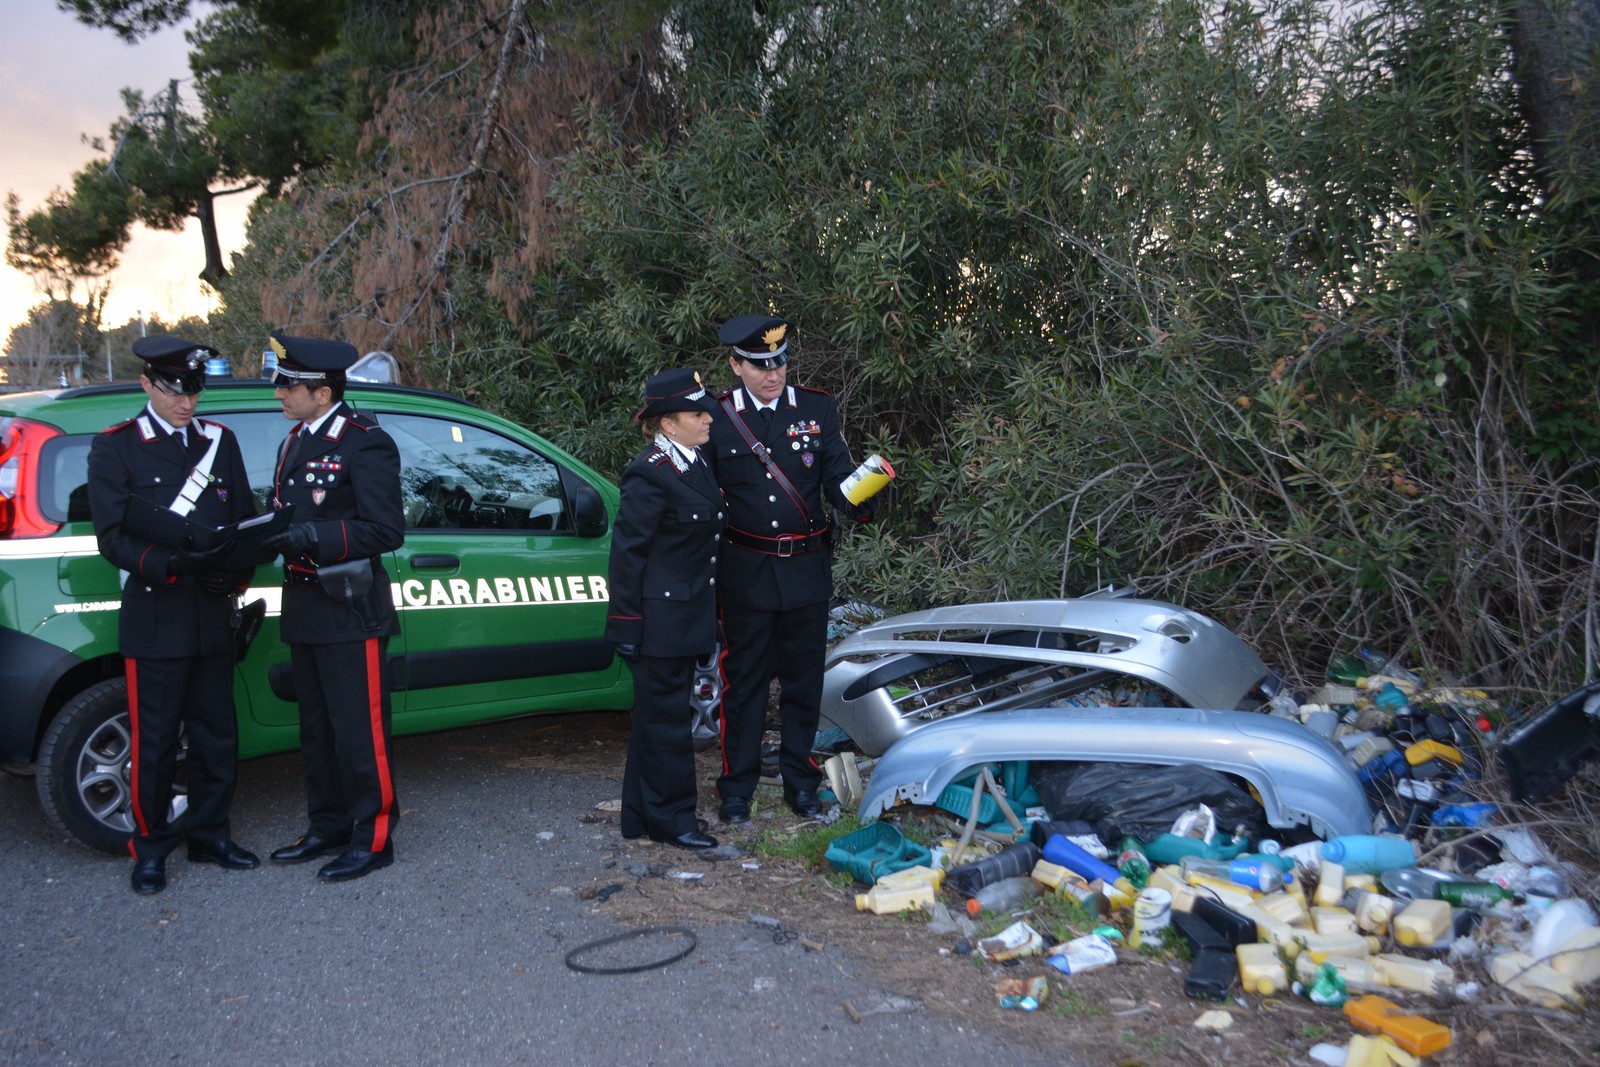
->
(839, 454), (895, 505)
(1236, 942), (1289, 995)
(1294, 929), (1381, 957)
(1314, 861), (1346, 908)
(1031, 859), (1088, 894)
(1295, 951), (1381, 991)
(1146, 865), (1198, 912)
(1311, 905), (1358, 936)
(1394, 898), (1453, 948)
(1184, 874), (1257, 910)
(855, 882), (935, 914)
(1344, 1034), (1421, 1067)
(1403, 738), (1464, 767)
(1490, 951), (1583, 1009)
(1236, 902), (1303, 959)
(1342, 889), (1395, 934)
(1372, 952), (1455, 995)
(1256, 889), (1309, 926)
(874, 864), (945, 891)
(1550, 925), (1600, 986)
(1346, 873), (1378, 892)
(1342, 994), (1453, 1056)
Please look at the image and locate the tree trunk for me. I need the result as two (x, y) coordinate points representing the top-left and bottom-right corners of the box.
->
(1510, 0), (1600, 344)
(196, 188), (229, 289)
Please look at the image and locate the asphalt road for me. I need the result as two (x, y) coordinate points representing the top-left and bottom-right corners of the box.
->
(0, 712), (1060, 1066)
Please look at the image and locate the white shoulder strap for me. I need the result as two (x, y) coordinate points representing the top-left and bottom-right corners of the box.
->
(168, 421), (224, 518)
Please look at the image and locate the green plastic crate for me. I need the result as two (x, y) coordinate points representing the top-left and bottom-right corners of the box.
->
(824, 822), (933, 884)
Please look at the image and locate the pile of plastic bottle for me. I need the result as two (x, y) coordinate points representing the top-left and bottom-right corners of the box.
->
(840, 798), (1599, 1058)
(1269, 647), (1501, 842)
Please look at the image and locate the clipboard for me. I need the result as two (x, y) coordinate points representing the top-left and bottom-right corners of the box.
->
(123, 496), (295, 566)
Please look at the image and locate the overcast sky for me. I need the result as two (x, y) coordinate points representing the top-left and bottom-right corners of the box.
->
(0, 3), (251, 345)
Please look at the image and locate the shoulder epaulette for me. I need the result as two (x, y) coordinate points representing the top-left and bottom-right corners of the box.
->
(795, 384), (834, 398)
(100, 418), (136, 436)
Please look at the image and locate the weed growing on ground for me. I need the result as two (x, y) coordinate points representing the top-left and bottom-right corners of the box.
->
(750, 814), (862, 863)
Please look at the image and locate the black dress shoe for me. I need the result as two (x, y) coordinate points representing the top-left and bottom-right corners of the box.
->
(647, 829), (718, 850)
(270, 832), (352, 865)
(318, 846), (395, 882)
(130, 857), (167, 895)
(784, 788), (823, 817)
(187, 839), (261, 870)
(719, 797), (751, 824)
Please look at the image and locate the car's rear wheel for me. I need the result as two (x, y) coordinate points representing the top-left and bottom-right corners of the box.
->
(36, 678), (188, 854)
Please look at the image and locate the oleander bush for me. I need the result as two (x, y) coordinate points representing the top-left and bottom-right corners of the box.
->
(219, 0), (1599, 699)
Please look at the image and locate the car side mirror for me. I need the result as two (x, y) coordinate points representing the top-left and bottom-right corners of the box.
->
(572, 483), (609, 538)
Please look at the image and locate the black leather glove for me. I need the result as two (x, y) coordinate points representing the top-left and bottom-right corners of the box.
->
(263, 523), (317, 558)
(613, 643), (640, 663)
(849, 499), (875, 525)
(169, 542), (229, 575)
(198, 571), (248, 596)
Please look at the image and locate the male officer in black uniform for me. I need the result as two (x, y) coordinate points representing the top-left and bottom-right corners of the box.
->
(707, 315), (871, 823)
(87, 336), (260, 894)
(260, 332), (405, 882)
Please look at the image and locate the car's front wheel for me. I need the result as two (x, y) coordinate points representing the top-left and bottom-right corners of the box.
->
(35, 678), (187, 854)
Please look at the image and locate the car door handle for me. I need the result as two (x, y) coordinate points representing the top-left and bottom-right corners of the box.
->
(411, 555), (460, 569)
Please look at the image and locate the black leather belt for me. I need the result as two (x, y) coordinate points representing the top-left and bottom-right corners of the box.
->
(284, 566), (321, 586)
(725, 526), (831, 557)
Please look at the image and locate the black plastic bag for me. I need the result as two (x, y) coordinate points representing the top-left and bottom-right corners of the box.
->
(1029, 762), (1270, 845)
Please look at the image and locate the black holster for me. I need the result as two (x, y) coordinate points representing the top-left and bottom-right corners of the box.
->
(317, 559), (382, 631)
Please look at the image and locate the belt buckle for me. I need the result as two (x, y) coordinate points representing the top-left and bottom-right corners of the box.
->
(776, 535), (795, 558)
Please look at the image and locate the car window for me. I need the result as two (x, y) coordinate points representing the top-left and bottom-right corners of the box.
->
(380, 413), (572, 533)
(37, 412), (290, 522)
(38, 436), (93, 523)
(211, 410), (297, 511)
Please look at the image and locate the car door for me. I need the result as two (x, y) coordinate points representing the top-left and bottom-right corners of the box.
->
(377, 410), (625, 729)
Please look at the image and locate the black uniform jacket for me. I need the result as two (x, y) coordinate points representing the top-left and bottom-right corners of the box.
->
(604, 442), (726, 658)
(87, 411), (257, 659)
(271, 403), (404, 644)
(706, 384), (857, 612)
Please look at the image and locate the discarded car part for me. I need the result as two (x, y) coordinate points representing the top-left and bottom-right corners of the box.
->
(821, 598), (1270, 756)
(857, 706), (1374, 840)
(1497, 682), (1600, 804)
(689, 643), (723, 751)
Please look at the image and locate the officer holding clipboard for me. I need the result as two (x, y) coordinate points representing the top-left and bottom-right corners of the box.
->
(86, 336), (261, 895)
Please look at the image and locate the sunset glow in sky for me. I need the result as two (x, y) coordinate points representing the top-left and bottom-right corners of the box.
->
(1, 5), (252, 344)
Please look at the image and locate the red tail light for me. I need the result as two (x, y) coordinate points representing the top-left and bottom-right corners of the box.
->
(0, 417), (65, 538)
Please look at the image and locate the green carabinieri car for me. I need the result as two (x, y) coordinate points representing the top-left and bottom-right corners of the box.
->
(0, 378), (721, 852)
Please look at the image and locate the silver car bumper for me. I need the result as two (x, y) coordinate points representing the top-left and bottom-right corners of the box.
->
(822, 598), (1272, 756)
(856, 705), (1374, 839)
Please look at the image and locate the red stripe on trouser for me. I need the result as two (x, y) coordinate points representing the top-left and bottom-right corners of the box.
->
(365, 638), (395, 851)
(124, 659), (147, 855)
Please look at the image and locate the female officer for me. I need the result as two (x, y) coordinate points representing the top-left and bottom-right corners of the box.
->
(604, 369), (726, 849)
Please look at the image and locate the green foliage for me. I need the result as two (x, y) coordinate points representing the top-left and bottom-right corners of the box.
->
(543, 0), (1598, 697)
(5, 167), (131, 284)
(173, 0), (1600, 701)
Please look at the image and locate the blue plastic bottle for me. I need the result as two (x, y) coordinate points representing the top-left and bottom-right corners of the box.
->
(1320, 834), (1417, 875)
(1042, 834), (1122, 886)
